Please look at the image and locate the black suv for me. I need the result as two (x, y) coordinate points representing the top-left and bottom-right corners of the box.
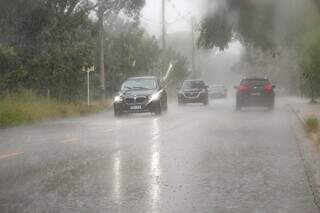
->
(235, 78), (275, 110)
(178, 79), (209, 105)
(113, 76), (167, 116)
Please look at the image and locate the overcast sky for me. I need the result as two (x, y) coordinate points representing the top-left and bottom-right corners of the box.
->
(141, 0), (205, 36)
(141, 0), (242, 55)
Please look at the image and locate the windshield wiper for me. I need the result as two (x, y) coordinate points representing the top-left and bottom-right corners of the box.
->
(123, 86), (132, 90)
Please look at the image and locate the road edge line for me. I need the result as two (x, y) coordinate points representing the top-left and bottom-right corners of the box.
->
(289, 104), (320, 211)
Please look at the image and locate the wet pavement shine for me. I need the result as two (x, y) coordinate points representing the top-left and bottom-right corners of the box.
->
(0, 98), (319, 213)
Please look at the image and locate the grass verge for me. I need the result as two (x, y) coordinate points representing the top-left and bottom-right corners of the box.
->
(306, 116), (319, 133)
(0, 92), (111, 127)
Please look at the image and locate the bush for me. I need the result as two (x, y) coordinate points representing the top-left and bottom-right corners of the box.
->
(306, 116), (319, 132)
(0, 91), (107, 127)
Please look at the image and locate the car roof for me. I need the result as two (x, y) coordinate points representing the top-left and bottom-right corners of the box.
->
(127, 76), (158, 80)
(242, 78), (269, 81)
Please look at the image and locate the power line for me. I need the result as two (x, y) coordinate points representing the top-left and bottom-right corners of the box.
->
(166, 0), (192, 24)
(167, 11), (192, 25)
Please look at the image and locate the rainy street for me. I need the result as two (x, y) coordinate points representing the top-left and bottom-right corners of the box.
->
(0, 98), (318, 213)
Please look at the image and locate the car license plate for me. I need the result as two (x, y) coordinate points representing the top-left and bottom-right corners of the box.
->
(250, 92), (261, 96)
(130, 105), (142, 110)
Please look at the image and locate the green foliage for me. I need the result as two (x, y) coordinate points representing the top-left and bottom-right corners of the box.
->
(305, 116), (319, 133)
(298, 16), (320, 101)
(0, 0), (147, 101)
(103, 16), (189, 93)
(199, 0), (277, 51)
(0, 91), (107, 127)
(198, 9), (232, 51)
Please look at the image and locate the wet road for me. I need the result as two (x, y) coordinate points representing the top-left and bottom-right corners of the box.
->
(0, 98), (319, 213)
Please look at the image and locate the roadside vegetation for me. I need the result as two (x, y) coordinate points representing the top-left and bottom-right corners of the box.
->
(0, 91), (109, 127)
(305, 116), (319, 133)
(0, 0), (189, 126)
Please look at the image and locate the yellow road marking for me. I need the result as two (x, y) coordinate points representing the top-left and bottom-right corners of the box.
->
(59, 138), (80, 144)
(0, 151), (24, 160)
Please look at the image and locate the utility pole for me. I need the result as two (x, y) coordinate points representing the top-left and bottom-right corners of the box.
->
(191, 17), (196, 76)
(162, 0), (166, 49)
(98, 0), (106, 100)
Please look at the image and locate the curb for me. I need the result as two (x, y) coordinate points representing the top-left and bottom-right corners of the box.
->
(288, 104), (306, 125)
(288, 104), (320, 210)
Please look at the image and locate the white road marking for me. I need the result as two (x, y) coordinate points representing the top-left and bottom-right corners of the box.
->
(0, 151), (24, 160)
(59, 138), (80, 144)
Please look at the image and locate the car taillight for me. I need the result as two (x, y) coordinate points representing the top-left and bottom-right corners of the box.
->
(238, 84), (249, 92)
(264, 83), (273, 93)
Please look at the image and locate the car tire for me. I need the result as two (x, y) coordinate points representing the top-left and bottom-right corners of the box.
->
(114, 107), (122, 117)
(236, 102), (242, 111)
(203, 97), (209, 106)
(268, 102), (275, 110)
(178, 99), (184, 106)
(154, 101), (162, 115)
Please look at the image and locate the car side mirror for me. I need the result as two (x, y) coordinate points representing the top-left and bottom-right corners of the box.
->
(272, 85), (276, 89)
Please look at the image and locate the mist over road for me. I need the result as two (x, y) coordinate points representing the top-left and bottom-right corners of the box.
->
(0, 98), (318, 213)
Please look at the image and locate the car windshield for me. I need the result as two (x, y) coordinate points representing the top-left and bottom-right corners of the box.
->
(183, 81), (205, 89)
(241, 79), (270, 87)
(212, 86), (226, 91)
(121, 79), (157, 91)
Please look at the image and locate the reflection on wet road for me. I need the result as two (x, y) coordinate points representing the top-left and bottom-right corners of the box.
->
(0, 98), (318, 213)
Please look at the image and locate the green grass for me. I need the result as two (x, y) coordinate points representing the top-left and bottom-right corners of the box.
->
(0, 92), (109, 127)
(305, 116), (319, 133)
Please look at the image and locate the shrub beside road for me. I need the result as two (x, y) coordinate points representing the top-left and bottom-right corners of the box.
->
(0, 92), (110, 127)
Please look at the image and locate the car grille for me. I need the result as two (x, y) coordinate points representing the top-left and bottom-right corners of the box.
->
(136, 97), (147, 103)
(125, 98), (135, 104)
(125, 96), (147, 105)
(184, 92), (199, 97)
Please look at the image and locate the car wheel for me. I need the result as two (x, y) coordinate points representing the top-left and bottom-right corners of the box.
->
(203, 97), (209, 105)
(114, 107), (122, 117)
(268, 102), (275, 110)
(154, 101), (162, 115)
(236, 102), (242, 111)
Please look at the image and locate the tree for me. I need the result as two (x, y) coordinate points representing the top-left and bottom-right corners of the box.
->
(96, 0), (145, 99)
(299, 27), (320, 102)
(198, 0), (286, 51)
(0, 0), (96, 101)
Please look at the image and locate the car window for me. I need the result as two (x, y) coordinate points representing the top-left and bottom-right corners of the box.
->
(183, 81), (205, 89)
(241, 79), (270, 86)
(121, 79), (157, 91)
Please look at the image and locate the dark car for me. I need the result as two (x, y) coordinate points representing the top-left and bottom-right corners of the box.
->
(209, 84), (227, 99)
(113, 76), (167, 116)
(235, 78), (275, 110)
(178, 79), (209, 105)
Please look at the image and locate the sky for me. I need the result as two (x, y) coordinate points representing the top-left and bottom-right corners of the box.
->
(141, 0), (205, 36)
(141, 0), (243, 56)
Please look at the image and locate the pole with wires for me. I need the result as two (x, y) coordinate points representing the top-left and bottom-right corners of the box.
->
(98, 0), (105, 100)
(162, 0), (166, 49)
(191, 17), (196, 75)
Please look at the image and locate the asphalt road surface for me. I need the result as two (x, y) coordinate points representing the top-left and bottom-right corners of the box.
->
(0, 98), (319, 213)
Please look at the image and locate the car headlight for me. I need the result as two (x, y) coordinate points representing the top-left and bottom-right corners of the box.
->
(114, 96), (123, 103)
(150, 91), (161, 101)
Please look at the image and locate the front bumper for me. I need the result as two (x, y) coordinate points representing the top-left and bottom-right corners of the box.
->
(114, 100), (160, 113)
(237, 92), (274, 106)
(210, 93), (227, 98)
(178, 92), (208, 103)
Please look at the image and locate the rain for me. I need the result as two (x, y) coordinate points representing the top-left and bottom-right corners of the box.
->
(0, 0), (320, 212)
